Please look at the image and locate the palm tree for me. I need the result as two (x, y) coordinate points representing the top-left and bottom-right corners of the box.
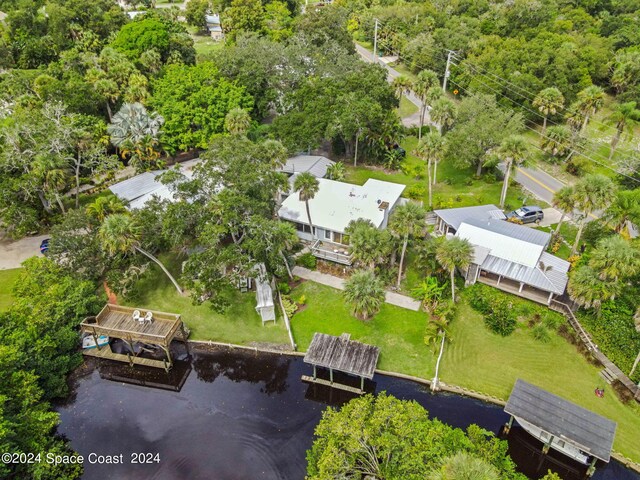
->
(551, 185), (575, 236)
(411, 277), (446, 313)
(429, 452), (500, 480)
(293, 172), (320, 240)
(430, 97), (457, 136)
(571, 174), (616, 255)
(86, 195), (126, 223)
(541, 125), (571, 159)
(389, 202), (426, 289)
(435, 237), (473, 302)
(326, 161), (346, 181)
(414, 132), (446, 207)
(107, 102), (164, 171)
(576, 85), (605, 133)
(414, 69), (439, 140)
(605, 101), (640, 160)
(224, 107), (252, 135)
(604, 190), (640, 233)
(589, 236), (640, 282)
(98, 213), (183, 294)
(568, 265), (620, 310)
(496, 135), (529, 209)
(343, 270), (386, 320)
(345, 219), (392, 270)
(391, 75), (413, 102)
(532, 87), (565, 134)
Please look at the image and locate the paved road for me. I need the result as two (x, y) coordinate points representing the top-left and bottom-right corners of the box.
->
(293, 266), (421, 311)
(355, 44), (431, 128)
(0, 234), (47, 270)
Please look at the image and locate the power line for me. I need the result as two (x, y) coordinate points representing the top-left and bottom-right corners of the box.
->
(451, 62), (640, 171)
(446, 77), (640, 183)
(450, 51), (630, 139)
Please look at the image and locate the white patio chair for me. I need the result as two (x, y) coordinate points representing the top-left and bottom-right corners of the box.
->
(132, 310), (141, 321)
(143, 311), (154, 324)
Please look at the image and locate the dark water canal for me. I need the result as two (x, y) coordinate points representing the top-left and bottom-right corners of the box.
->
(56, 347), (640, 480)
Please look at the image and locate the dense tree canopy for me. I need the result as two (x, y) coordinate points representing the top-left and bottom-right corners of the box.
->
(307, 392), (525, 479)
(150, 62), (253, 152)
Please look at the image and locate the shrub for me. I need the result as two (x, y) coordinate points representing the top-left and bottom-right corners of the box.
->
(541, 311), (565, 331)
(277, 282), (291, 295)
(281, 295), (297, 317)
(484, 302), (517, 336)
(297, 252), (317, 269)
(297, 294), (307, 305)
(531, 323), (551, 342)
(406, 183), (426, 200)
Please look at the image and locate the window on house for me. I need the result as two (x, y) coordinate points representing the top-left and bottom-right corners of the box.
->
(294, 222), (312, 234)
(324, 230), (331, 240)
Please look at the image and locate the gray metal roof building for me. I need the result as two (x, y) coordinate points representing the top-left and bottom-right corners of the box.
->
(434, 204), (506, 231)
(505, 379), (616, 463)
(280, 155), (335, 179)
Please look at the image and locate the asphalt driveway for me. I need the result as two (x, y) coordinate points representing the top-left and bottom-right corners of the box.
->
(0, 234), (48, 270)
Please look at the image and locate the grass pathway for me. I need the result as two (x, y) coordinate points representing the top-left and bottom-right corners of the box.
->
(0, 269), (20, 311)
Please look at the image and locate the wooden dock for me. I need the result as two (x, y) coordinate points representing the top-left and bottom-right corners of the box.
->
(83, 346), (169, 370)
(301, 375), (364, 394)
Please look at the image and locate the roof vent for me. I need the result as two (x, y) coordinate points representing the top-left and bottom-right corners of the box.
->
(379, 201), (389, 211)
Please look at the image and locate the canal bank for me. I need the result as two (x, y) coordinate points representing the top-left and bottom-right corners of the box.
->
(57, 345), (640, 480)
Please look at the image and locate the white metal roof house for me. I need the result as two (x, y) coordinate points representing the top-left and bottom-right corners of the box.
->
(278, 178), (406, 265)
(434, 205), (570, 305)
(109, 159), (200, 210)
(205, 14), (223, 40)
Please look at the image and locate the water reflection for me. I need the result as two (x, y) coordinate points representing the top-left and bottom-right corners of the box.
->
(56, 348), (640, 480)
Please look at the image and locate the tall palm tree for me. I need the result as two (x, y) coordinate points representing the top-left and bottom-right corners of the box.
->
(430, 97), (457, 137)
(604, 189), (640, 233)
(414, 132), (446, 207)
(86, 195), (126, 223)
(606, 101), (640, 160)
(435, 236), (473, 302)
(496, 135), (529, 209)
(343, 270), (386, 320)
(576, 85), (605, 133)
(389, 202), (426, 289)
(98, 213), (183, 294)
(551, 185), (575, 236)
(429, 452), (500, 480)
(541, 125), (571, 159)
(571, 174), (616, 255)
(532, 87), (565, 134)
(414, 69), (439, 141)
(568, 265), (620, 310)
(589, 236), (640, 282)
(391, 75), (413, 102)
(224, 107), (252, 135)
(293, 172), (320, 240)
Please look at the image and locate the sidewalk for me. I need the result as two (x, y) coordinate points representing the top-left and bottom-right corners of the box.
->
(292, 266), (421, 312)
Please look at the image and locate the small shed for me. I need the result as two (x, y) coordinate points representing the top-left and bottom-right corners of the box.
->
(254, 264), (275, 324)
(504, 379), (617, 476)
(303, 333), (380, 393)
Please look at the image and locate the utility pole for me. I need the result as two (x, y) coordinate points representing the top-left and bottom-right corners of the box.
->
(443, 50), (455, 92)
(372, 18), (379, 64)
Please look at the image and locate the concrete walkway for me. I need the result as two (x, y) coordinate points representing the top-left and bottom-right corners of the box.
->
(293, 266), (421, 312)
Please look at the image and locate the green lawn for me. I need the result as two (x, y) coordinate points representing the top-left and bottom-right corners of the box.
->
(397, 95), (418, 118)
(288, 278), (640, 462)
(290, 281), (435, 378)
(191, 33), (223, 61)
(346, 136), (529, 210)
(443, 302), (640, 462)
(122, 260), (290, 346)
(0, 269), (21, 311)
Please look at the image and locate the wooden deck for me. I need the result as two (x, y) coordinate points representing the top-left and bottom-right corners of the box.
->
(310, 240), (353, 265)
(83, 345), (169, 370)
(478, 274), (551, 305)
(81, 304), (184, 347)
(301, 375), (364, 394)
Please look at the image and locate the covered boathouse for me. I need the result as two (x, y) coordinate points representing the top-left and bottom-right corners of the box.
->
(302, 333), (380, 394)
(80, 304), (189, 372)
(504, 379), (617, 477)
